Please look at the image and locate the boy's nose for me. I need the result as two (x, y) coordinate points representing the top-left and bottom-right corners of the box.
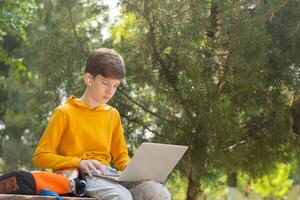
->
(106, 86), (114, 95)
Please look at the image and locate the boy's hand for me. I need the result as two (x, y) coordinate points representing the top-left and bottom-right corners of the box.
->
(79, 159), (106, 177)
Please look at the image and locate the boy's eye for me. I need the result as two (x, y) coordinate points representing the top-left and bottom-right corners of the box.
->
(102, 82), (109, 85)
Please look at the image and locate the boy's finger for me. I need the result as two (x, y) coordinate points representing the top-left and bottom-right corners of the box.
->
(88, 162), (97, 172)
(91, 160), (102, 168)
(91, 161), (106, 175)
(85, 167), (93, 178)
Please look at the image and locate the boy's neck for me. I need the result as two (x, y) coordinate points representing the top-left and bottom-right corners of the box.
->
(80, 91), (104, 109)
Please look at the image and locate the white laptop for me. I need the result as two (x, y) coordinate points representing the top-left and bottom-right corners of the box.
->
(93, 142), (188, 182)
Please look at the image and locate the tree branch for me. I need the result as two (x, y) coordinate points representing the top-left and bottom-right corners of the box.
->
(143, 4), (194, 118)
(118, 88), (185, 131)
(224, 139), (247, 152)
(171, 6), (191, 20)
(143, 3), (178, 91)
(121, 114), (163, 138)
(66, 3), (87, 55)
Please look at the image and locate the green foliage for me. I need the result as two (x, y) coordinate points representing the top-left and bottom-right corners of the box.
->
(23, 1), (108, 103)
(0, 0), (39, 171)
(0, 0), (36, 41)
(0, 0), (300, 199)
(251, 163), (293, 198)
(166, 170), (188, 200)
(110, 13), (138, 45)
(0, 0), (36, 115)
(0, 0), (109, 171)
(0, 62), (45, 171)
(114, 0), (300, 198)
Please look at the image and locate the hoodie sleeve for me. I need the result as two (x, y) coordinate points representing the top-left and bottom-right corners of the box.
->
(32, 108), (81, 169)
(111, 110), (130, 171)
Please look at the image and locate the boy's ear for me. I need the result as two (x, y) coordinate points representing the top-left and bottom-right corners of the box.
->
(84, 73), (93, 86)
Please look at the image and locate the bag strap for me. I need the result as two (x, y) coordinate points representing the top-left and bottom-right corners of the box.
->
(39, 188), (62, 200)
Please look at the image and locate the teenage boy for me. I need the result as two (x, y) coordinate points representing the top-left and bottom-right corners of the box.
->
(33, 48), (171, 199)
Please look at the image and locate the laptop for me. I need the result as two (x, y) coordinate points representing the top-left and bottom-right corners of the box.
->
(93, 142), (188, 182)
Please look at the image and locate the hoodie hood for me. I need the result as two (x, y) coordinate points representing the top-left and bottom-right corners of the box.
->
(66, 96), (112, 112)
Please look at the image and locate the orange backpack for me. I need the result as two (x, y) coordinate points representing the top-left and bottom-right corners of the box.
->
(0, 170), (86, 197)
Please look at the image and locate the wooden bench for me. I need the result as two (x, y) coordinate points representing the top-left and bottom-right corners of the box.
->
(0, 194), (96, 200)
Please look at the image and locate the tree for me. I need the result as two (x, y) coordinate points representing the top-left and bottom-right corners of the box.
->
(0, 0), (110, 170)
(251, 163), (293, 199)
(113, 0), (300, 199)
(1, 0), (300, 199)
(0, 0), (38, 171)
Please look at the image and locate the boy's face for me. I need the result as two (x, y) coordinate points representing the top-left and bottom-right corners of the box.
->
(88, 74), (121, 104)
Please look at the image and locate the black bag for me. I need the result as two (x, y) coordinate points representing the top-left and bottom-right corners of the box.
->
(0, 170), (35, 194)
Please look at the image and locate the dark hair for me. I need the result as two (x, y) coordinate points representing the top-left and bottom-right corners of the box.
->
(85, 48), (126, 79)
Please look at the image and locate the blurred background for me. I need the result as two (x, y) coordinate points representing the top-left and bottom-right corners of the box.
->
(0, 0), (300, 199)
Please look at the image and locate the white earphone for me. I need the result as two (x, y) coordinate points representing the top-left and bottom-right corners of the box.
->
(88, 79), (92, 86)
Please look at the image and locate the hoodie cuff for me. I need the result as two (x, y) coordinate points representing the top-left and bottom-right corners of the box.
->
(71, 157), (81, 167)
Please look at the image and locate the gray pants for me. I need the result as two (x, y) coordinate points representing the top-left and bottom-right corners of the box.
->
(86, 176), (172, 200)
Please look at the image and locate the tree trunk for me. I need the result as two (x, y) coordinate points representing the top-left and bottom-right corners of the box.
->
(186, 167), (201, 200)
(297, 161), (300, 199)
(291, 96), (300, 136)
(227, 172), (238, 200)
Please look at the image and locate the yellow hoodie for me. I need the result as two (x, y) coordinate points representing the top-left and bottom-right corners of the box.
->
(33, 96), (130, 171)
